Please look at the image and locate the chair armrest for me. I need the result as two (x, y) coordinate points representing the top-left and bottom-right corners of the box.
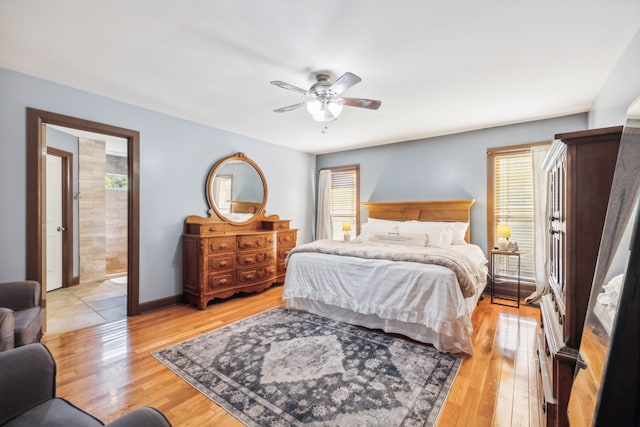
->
(0, 307), (15, 351)
(104, 407), (172, 427)
(0, 281), (41, 310)
(0, 343), (56, 424)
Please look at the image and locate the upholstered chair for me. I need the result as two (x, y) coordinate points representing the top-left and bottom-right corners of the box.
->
(0, 343), (172, 426)
(0, 281), (43, 351)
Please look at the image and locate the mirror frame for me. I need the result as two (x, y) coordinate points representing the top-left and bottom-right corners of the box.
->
(205, 152), (268, 225)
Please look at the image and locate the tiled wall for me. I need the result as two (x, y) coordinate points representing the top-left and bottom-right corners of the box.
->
(106, 188), (127, 275)
(79, 138), (106, 282)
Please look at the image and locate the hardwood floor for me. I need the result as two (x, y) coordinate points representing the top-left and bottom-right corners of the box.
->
(41, 285), (541, 427)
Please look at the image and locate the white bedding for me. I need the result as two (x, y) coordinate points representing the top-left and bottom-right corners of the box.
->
(283, 243), (487, 355)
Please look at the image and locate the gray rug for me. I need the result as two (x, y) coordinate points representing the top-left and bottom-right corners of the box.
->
(153, 307), (461, 426)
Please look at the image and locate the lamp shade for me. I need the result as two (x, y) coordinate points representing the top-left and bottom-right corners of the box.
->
(306, 98), (344, 122)
(497, 224), (511, 239)
(342, 222), (352, 231)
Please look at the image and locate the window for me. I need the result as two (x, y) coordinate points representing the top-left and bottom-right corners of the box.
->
(105, 173), (128, 190)
(487, 143), (548, 284)
(213, 174), (233, 214)
(323, 165), (360, 240)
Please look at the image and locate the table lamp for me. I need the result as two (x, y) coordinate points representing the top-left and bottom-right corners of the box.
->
(342, 222), (351, 241)
(497, 224), (511, 250)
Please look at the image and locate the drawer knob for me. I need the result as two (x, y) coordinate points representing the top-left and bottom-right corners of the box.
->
(219, 243), (227, 249)
(209, 227), (217, 232)
(220, 279), (227, 284)
(245, 274), (254, 280)
(219, 261), (227, 266)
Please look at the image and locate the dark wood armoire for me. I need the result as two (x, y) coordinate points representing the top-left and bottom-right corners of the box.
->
(536, 126), (622, 427)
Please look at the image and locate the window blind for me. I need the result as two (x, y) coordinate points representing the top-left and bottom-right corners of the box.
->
(328, 166), (359, 240)
(493, 151), (535, 282)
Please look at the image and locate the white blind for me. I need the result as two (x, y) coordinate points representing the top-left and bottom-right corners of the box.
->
(494, 151), (535, 282)
(329, 166), (358, 240)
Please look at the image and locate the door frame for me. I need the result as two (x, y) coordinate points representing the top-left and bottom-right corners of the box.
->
(46, 147), (74, 288)
(26, 108), (141, 316)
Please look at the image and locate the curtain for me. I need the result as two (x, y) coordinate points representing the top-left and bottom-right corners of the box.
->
(316, 169), (333, 240)
(525, 144), (551, 304)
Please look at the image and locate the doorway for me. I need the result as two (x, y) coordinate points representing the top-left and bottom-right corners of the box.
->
(26, 108), (141, 333)
(45, 147), (72, 292)
(45, 127), (130, 333)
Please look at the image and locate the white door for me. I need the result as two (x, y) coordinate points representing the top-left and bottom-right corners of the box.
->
(46, 154), (63, 292)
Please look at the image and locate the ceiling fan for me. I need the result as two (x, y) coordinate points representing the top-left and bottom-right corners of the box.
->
(270, 72), (381, 122)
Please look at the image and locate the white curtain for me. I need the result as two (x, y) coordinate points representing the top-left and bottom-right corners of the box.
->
(525, 144), (552, 304)
(316, 169), (333, 240)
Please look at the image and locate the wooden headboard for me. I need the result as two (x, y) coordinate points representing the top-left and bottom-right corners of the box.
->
(361, 199), (475, 243)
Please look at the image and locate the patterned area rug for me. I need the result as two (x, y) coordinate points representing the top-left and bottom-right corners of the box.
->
(153, 307), (461, 426)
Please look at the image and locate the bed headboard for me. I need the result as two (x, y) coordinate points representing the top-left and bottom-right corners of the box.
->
(361, 199), (475, 243)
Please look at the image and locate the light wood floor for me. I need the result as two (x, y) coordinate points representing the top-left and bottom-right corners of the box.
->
(41, 285), (541, 427)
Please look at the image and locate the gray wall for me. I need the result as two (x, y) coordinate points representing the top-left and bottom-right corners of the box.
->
(0, 67), (315, 303)
(317, 114), (588, 253)
(589, 28), (640, 128)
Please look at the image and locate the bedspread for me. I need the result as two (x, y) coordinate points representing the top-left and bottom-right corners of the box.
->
(286, 239), (484, 298)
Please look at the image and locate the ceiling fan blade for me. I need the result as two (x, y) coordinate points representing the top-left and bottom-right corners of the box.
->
(342, 97), (382, 110)
(270, 80), (309, 95)
(329, 72), (361, 96)
(273, 102), (307, 113)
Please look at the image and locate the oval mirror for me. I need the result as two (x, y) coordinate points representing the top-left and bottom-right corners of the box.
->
(206, 153), (267, 224)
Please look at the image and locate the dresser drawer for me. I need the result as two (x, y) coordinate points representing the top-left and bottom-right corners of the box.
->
(277, 261), (287, 276)
(262, 220), (290, 230)
(207, 273), (234, 290)
(201, 223), (226, 235)
(237, 250), (275, 267)
(277, 230), (297, 246)
(208, 254), (235, 272)
(184, 222), (226, 235)
(207, 236), (236, 253)
(278, 246), (293, 259)
(237, 266), (276, 284)
(237, 233), (275, 250)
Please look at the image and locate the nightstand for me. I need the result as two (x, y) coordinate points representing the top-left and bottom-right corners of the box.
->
(490, 250), (520, 308)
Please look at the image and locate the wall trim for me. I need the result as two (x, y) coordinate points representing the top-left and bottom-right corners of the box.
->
(139, 295), (184, 313)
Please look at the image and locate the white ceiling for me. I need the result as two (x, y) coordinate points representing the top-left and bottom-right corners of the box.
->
(1, 1), (639, 154)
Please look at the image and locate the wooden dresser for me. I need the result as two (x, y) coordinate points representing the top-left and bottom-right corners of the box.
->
(183, 216), (296, 309)
(183, 152), (297, 309)
(537, 126), (622, 426)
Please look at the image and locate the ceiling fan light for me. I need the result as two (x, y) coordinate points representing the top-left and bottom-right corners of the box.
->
(327, 99), (343, 117)
(306, 99), (322, 116)
(306, 99), (343, 122)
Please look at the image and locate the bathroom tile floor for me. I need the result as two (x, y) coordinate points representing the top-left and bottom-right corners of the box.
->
(45, 278), (127, 335)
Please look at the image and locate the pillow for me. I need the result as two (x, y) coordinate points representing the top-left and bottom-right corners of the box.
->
(449, 222), (469, 245)
(358, 219), (401, 240)
(368, 232), (427, 247)
(399, 221), (452, 247)
(366, 218), (405, 230)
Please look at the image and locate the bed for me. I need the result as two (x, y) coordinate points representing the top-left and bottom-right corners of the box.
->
(283, 200), (488, 354)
